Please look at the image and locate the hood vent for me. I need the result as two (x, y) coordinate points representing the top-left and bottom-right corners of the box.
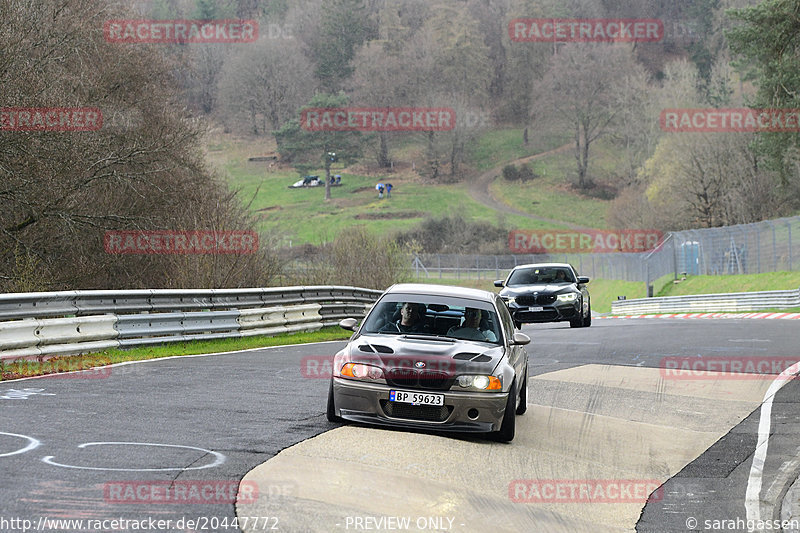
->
(358, 344), (394, 354)
(453, 352), (481, 360)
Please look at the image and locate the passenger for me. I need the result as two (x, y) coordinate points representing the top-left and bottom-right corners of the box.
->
(447, 308), (497, 342)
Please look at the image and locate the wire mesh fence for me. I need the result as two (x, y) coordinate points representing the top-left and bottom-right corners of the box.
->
(411, 216), (800, 286)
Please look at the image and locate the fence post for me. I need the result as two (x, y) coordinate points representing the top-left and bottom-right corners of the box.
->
(789, 221), (793, 271)
(495, 256), (499, 279)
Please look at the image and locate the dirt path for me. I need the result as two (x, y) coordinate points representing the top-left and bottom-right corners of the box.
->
(467, 142), (589, 230)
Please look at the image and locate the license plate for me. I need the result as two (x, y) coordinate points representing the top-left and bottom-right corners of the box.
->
(528, 306), (544, 312)
(389, 390), (444, 406)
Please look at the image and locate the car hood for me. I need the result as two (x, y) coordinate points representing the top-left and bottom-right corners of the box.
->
(347, 334), (505, 376)
(500, 283), (575, 296)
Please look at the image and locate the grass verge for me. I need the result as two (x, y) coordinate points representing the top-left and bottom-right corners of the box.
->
(0, 326), (351, 381)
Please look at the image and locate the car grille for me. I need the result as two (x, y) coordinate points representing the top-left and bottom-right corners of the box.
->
(380, 400), (453, 422)
(385, 369), (452, 391)
(517, 309), (559, 321)
(516, 294), (557, 306)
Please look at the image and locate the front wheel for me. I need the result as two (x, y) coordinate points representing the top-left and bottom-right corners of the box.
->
(326, 379), (342, 423)
(489, 380), (517, 442)
(516, 372), (527, 415)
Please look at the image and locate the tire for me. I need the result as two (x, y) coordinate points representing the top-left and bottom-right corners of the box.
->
(490, 380), (517, 442)
(516, 372), (527, 415)
(583, 305), (592, 327)
(514, 320), (522, 330)
(326, 379), (342, 423)
(569, 318), (583, 328)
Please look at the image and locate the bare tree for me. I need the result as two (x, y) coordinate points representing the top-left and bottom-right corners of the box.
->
(532, 44), (642, 189)
(217, 37), (316, 135)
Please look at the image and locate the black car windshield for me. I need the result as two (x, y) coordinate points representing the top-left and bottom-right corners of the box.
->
(361, 294), (502, 344)
(507, 267), (575, 285)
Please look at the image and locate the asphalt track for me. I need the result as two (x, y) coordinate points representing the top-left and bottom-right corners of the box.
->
(1, 318), (798, 533)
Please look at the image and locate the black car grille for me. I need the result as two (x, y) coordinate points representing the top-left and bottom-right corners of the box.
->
(516, 294), (557, 306)
(385, 369), (452, 390)
(380, 400), (453, 422)
(517, 309), (559, 321)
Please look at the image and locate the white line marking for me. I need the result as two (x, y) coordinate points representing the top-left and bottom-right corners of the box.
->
(745, 360), (800, 525)
(0, 432), (41, 458)
(41, 442), (226, 471)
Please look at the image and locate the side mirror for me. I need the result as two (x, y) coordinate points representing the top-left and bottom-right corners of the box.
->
(339, 318), (359, 332)
(511, 332), (531, 346)
(577, 276), (590, 284)
(494, 279), (505, 288)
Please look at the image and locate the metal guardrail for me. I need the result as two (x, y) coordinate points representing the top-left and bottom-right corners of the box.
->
(0, 286), (382, 361)
(611, 288), (800, 315)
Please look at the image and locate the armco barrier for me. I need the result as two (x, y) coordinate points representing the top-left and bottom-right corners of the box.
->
(611, 288), (800, 315)
(0, 286), (382, 361)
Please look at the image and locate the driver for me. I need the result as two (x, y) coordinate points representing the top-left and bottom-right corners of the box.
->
(380, 302), (430, 333)
(447, 308), (497, 342)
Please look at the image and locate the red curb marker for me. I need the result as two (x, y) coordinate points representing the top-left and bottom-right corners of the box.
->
(598, 313), (800, 320)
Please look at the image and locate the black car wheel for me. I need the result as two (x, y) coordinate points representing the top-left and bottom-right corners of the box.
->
(516, 372), (527, 415)
(489, 380), (517, 442)
(570, 298), (590, 328)
(514, 319), (522, 330)
(326, 379), (342, 423)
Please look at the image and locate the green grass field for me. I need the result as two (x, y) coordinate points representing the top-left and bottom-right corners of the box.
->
(656, 271), (800, 297)
(208, 128), (613, 245)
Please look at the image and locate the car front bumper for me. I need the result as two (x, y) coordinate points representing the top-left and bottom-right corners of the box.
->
(508, 300), (580, 323)
(332, 377), (509, 433)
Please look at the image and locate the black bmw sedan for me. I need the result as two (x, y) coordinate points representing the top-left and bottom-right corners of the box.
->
(495, 263), (591, 329)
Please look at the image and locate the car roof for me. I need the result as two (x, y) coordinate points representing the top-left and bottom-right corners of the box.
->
(384, 283), (498, 303)
(510, 263), (574, 270)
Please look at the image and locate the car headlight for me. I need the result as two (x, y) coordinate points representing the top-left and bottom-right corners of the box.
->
(456, 375), (502, 390)
(340, 363), (385, 382)
(556, 292), (578, 302)
(503, 296), (516, 305)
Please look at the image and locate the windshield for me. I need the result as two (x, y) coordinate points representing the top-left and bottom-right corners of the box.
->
(361, 294), (502, 344)
(507, 267), (575, 285)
